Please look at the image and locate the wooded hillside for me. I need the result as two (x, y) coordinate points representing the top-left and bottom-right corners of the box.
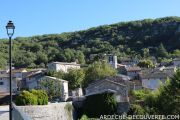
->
(0, 16), (180, 68)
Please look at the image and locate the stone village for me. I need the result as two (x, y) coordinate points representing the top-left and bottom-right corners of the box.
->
(0, 55), (180, 119)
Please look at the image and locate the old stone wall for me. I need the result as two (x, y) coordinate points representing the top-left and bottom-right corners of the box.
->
(15, 102), (73, 120)
(12, 103), (31, 120)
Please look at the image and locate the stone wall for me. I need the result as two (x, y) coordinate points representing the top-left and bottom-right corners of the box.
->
(15, 102), (73, 120)
(12, 103), (31, 120)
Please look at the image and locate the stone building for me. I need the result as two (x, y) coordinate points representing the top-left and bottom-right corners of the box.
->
(125, 66), (141, 79)
(0, 73), (17, 93)
(139, 68), (174, 90)
(85, 76), (132, 113)
(173, 58), (180, 67)
(85, 76), (129, 100)
(47, 62), (81, 73)
(40, 76), (69, 101)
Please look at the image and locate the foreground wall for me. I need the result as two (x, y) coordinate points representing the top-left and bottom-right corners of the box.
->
(13, 102), (73, 120)
(12, 103), (31, 120)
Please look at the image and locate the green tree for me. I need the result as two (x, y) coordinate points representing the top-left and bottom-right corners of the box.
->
(76, 51), (85, 64)
(157, 43), (169, 58)
(35, 52), (48, 65)
(64, 69), (85, 90)
(137, 60), (154, 68)
(155, 70), (180, 114)
(172, 49), (180, 57)
(0, 56), (7, 69)
(40, 79), (62, 101)
(143, 70), (180, 115)
(84, 61), (117, 87)
(83, 93), (117, 118)
(142, 48), (150, 58)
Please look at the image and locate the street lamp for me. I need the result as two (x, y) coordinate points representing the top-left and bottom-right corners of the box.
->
(6, 21), (15, 120)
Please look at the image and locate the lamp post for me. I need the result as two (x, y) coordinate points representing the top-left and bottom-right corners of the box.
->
(6, 21), (15, 120)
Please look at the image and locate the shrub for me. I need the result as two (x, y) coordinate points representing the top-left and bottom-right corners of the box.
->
(15, 91), (38, 105)
(80, 115), (89, 120)
(83, 92), (117, 118)
(128, 104), (145, 115)
(131, 89), (151, 101)
(15, 90), (48, 105)
(30, 89), (48, 105)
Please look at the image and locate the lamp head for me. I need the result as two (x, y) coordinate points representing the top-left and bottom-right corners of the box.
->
(6, 21), (15, 37)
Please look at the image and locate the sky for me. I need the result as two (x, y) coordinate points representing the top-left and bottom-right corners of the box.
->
(0, 0), (180, 38)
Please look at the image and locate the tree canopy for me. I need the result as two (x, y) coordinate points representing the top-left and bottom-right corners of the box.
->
(0, 17), (180, 69)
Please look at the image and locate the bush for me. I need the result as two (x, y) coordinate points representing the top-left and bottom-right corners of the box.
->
(15, 91), (38, 105)
(128, 104), (145, 115)
(80, 115), (89, 120)
(131, 89), (151, 101)
(15, 90), (48, 105)
(30, 89), (48, 105)
(83, 92), (117, 118)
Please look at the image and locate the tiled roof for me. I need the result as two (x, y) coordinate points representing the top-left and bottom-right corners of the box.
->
(26, 71), (42, 78)
(86, 76), (132, 89)
(139, 69), (174, 79)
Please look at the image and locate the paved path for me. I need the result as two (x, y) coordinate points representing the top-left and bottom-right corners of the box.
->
(0, 105), (9, 120)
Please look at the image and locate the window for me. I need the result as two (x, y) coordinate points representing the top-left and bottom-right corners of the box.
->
(0, 82), (4, 85)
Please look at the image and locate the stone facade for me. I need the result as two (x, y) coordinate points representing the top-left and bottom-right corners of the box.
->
(85, 79), (129, 102)
(173, 58), (180, 67)
(0, 74), (17, 93)
(47, 62), (80, 73)
(139, 69), (174, 90)
(40, 76), (69, 101)
(125, 66), (141, 79)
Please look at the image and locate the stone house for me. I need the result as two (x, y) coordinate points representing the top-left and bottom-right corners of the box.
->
(85, 76), (130, 102)
(39, 76), (69, 101)
(12, 68), (28, 90)
(12, 68), (27, 80)
(139, 69), (174, 90)
(120, 58), (139, 67)
(173, 58), (180, 67)
(0, 73), (17, 93)
(117, 64), (127, 74)
(85, 76), (132, 113)
(25, 70), (44, 89)
(26, 74), (69, 101)
(47, 62), (81, 73)
(159, 66), (177, 72)
(125, 66), (141, 79)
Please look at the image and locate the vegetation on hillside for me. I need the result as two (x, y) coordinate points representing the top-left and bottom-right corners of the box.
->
(0, 17), (180, 69)
(129, 70), (180, 115)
